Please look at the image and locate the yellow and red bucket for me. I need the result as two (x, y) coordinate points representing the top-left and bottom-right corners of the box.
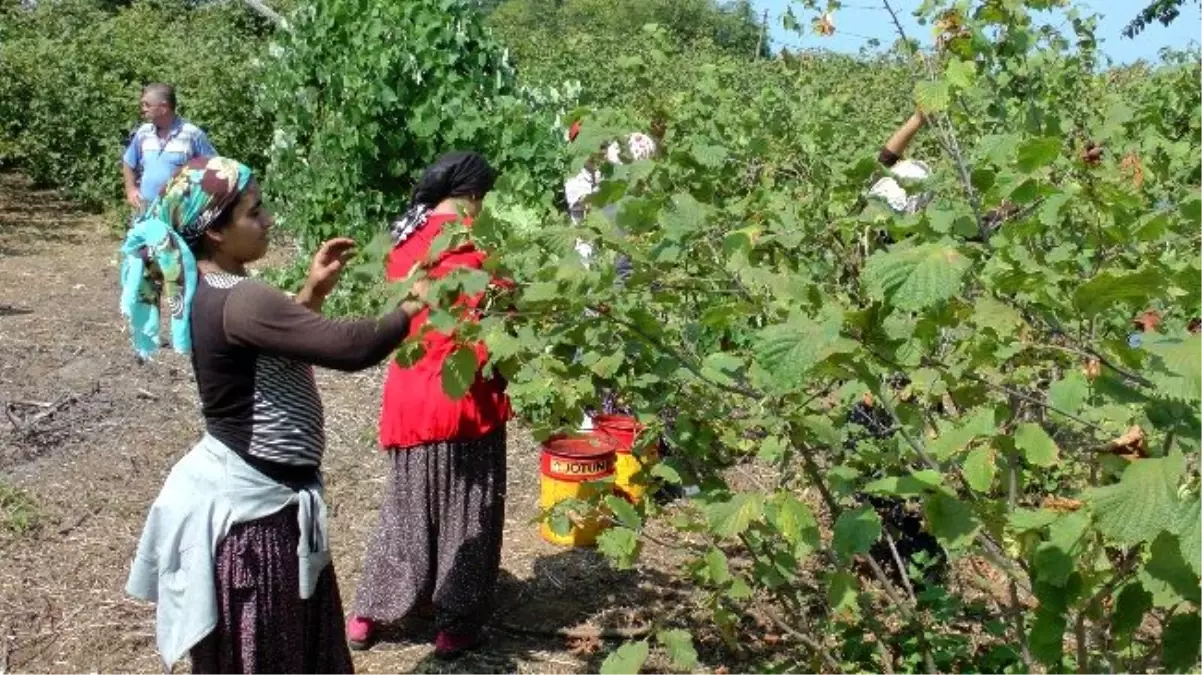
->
(538, 434), (617, 547)
(592, 414), (658, 503)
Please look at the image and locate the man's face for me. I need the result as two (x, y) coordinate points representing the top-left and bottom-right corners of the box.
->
(140, 94), (171, 125)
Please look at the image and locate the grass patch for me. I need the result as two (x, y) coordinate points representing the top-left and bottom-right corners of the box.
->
(0, 481), (39, 535)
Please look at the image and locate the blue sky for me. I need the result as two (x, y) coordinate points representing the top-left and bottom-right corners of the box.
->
(755, 0), (1202, 64)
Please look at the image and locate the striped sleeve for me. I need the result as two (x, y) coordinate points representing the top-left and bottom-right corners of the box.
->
(222, 280), (411, 372)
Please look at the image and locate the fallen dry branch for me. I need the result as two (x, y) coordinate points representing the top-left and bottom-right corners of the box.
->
(4, 393), (80, 435)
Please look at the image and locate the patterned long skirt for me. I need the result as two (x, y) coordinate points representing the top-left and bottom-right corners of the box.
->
(353, 428), (507, 634)
(190, 505), (354, 674)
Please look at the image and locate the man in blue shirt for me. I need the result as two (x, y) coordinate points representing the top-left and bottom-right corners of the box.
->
(121, 83), (217, 216)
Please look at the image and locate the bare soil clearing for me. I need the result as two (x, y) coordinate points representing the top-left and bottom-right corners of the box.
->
(0, 173), (688, 674)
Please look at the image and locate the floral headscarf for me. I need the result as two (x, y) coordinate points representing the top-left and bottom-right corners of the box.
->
(119, 156), (253, 358)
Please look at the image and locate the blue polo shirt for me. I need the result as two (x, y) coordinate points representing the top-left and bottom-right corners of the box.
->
(122, 118), (217, 201)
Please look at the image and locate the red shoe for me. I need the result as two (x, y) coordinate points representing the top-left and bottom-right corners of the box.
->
(346, 615), (375, 651)
(433, 629), (483, 659)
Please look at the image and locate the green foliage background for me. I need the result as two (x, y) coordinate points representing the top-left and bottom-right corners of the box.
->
(0, 0), (273, 208)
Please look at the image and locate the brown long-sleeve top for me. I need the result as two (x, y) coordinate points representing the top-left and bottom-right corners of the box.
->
(189, 272), (410, 482)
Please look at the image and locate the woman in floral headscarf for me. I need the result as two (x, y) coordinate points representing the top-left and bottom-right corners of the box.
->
(122, 156), (426, 674)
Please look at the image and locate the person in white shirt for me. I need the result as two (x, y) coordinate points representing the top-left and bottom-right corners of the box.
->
(563, 121), (658, 269)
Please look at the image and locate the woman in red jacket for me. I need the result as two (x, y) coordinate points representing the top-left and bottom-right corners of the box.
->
(347, 152), (511, 658)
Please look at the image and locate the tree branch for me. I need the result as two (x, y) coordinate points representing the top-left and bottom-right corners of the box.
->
(869, 388), (1033, 587)
(1034, 343), (1154, 388)
(754, 604), (846, 673)
(1004, 410), (1037, 671)
(238, 0), (285, 28)
(594, 307), (762, 400)
(793, 436), (939, 671)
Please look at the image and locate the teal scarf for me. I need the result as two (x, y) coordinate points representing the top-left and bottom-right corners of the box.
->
(118, 156), (253, 358)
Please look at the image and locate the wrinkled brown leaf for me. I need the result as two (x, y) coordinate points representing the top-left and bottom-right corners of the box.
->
(1082, 358), (1102, 381)
(1120, 152), (1145, 189)
(813, 12), (836, 37)
(1103, 425), (1147, 457)
(1132, 309), (1161, 333)
(1042, 496), (1084, 513)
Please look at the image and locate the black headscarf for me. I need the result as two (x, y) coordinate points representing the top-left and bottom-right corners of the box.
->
(389, 151), (497, 246)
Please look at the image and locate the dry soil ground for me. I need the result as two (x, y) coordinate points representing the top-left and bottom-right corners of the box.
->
(0, 173), (693, 674)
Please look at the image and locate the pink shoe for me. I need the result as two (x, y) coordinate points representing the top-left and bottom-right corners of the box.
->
(434, 629), (483, 659)
(346, 615), (375, 651)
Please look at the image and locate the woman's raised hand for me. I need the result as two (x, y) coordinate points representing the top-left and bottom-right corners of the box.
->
(304, 237), (357, 300)
(400, 275), (430, 318)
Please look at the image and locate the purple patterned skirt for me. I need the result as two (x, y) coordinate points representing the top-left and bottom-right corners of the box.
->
(353, 428), (507, 634)
(189, 505), (354, 674)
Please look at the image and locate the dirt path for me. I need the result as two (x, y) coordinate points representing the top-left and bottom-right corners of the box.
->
(0, 174), (688, 674)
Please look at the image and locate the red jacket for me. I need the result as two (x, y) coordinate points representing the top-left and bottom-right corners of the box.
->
(377, 213), (512, 449)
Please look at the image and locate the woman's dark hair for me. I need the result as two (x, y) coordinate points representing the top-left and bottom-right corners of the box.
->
(411, 151), (496, 207)
(185, 192), (245, 256)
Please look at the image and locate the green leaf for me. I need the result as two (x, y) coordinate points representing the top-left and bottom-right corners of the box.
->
(650, 462), (682, 485)
(1048, 370), (1090, 416)
(704, 547), (731, 585)
(600, 640), (650, 675)
(1010, 508), (1058, 533)
(660, 193), (706, 237)
(1086, 453), (1184, 546)
(1072, 267), (1165, 316)
(914, 80), (951, 113)
(656, 629), (699, 670)
(770, 494), (820, 556)
(963, 446), (997, 493)
(701, 352), (743, 388)
(1140, 531), (1201, 607)
(1179, 194), (1202, 223)
(1039, 192), (1072, 228)
(827, 570), (860, 620)
(722, 226), (759, 258)
(726, 576), (752, 600)
(1143, 333), (1202, 403)
(1111, 582), (1152, 637)
(440, 345), (478, 400)
(1034, 512), (1090, 587)
(753, 308), (854, 389)
(524, 281), (560, 303)
(1162, 612), (1202, 673)
(929, 408), (997, 460)
(1016, 136), (1062, 172)
(1014, 423), (1059, 468)
(862, 242), (971, 311)
(605, 495), (642, 530)
(596, 527), (641, 570)
(971, 296), (1024, 337)
(832, 507), (882, 561)
(945, 57), (976, 89)
(1029, 607), (1066, 666)
(689, 143), (728, 169)
(548, 498), (588, 537)
(802, 415), (842, 447)
(757, 435), (788, 463)
(924, 492), (981, 550)
(1175, 495), (1201, 577)
(863, 470), (945, 497)
(705, 493), (764, 538)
